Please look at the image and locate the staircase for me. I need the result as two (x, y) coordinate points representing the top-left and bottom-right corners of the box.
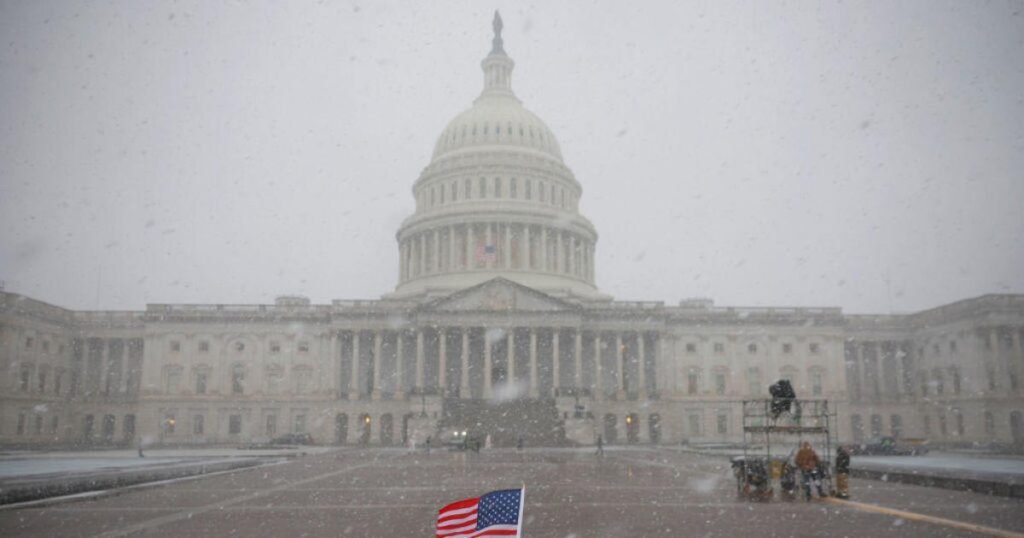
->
(438, 397), (567, 447)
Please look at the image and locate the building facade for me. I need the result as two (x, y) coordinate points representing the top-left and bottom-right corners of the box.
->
(2, 14), (1022, 448)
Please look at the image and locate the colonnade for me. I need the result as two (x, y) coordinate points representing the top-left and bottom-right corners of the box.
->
(398, 223), (594, 283)
(336, 327), (657, 401)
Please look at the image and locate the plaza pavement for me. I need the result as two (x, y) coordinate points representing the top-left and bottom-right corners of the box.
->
(0, 447), (1021, 537)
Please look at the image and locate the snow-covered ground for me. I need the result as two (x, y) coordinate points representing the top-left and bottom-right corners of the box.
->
(854, 452), (1024, 479)
(0, 447), (335, 480)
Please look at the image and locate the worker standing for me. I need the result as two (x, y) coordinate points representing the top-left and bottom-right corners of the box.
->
(795, 441), (825, 501)
(835, 446), (851, 499)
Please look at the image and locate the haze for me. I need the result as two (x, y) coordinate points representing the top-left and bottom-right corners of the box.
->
(1, 0), (1022, 313)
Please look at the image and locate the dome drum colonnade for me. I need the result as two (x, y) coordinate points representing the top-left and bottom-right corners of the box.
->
(392, 12), (602, 302)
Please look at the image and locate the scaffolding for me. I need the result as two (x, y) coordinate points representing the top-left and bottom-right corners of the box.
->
(733, 398), (838, 500)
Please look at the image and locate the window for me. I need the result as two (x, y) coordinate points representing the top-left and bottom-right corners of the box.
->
(782, 343), (793, 353)
(716, 414), (728, 435)
(270, 341), (281, 353)
(494, 177), (502, 197)
(451, 181), (457, 201)
(49, 415), (59, 434)
(170, 340), (180, 352)
(54, 370), (62, 394)
(851, 415), (864, 442)
(266, 415), (277, 436)
(294, 414), (307, 434)
(25, 336), (33, 348)
(229, 414), (242, 434)
(539, 181), (546, 202)
(525, 180), (532, 200)
(193, 415), (204, 435)
(715, 372), (726, 395)
(199, 341), (209, 352)
(950, 367), (961, 394)
(954, 410), (965, 437)
(713, 343), (724, 353)
(747, 343), (757, 354)
(19, 365), (30, 391)
(890, 414), (903, 438)
(232, 365), (245, 394)
(688, 414), (702, 436)
(294, 367), (313, 394)
(440, 184), (445, 204)
(870, 414), (883, 437)
(938, 414), (948, 436)
(37, 370), (47, 392)
(984, 412), (995, 436)
(297, 342), (309, 353)
(685, 343), (697, 353)
(464, 178), (472, 199)
(195, 371), (208, 394)
(809, 343), (820, 354)
(165, 366), (182, 393)
(747, 368), (762, 396)
(810, 369), (823, 396)
(510, 178), (517, 198)
(923, 415), (932, 436)
(687, 370), (699, 395)
(17, 413), (26, 435)
(479, 177), (487, 198)
(35, 415), (43, 434)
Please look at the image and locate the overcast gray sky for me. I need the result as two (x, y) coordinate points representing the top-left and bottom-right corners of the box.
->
(1, 0), (1022, 314)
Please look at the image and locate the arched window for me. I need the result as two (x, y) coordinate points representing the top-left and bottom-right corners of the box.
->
(464, 178), (472, 200)
(510, 178), (517, 198)
(293, 366), (313, 394)
(494, 177), (502, 198)
(525, 180), (532, 200)
(451, 181), (458, 201)
(479, 177), (487, 198)
(808, 367), (824, 396)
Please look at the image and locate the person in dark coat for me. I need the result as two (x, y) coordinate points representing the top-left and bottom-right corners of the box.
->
(835, 446), (851, 499)
(595, 434), (604, 456)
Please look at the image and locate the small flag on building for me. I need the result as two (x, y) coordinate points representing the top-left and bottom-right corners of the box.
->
(475, 244), (498, 263)
(436, 487), (524, 538)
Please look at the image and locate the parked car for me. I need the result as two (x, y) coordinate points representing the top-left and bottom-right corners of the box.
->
(848, 436), (929, 456)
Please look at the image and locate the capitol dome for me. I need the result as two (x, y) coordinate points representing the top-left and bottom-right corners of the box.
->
(390, 12), (606, 303)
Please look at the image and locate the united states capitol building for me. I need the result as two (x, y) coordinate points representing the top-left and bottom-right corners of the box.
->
(2, 15), (1023, 449)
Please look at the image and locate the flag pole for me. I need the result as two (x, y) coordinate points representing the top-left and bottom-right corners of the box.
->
(517, 484), (526, 536)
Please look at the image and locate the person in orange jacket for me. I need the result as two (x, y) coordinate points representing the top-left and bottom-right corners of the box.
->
(795, 441), (825, 500)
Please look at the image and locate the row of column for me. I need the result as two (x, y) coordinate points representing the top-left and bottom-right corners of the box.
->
(74, 338), (142, 397)
(845, 340), (912, 403)
(399, 223), (594, 282)
(339, 328), (653, 400)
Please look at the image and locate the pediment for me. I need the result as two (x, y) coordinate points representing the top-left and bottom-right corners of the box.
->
(422, 278), (576, 313)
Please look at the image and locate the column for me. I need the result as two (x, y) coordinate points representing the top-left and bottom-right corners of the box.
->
(523, 225), (531, 270)
(504, 224), (512, 269)
(461, 329), (470, 398)
(484, 331), (493, 398)
(485, 223), (494, 269)
(637, 332), (647, 397)
(556, 231), (564, 273)
(399, 242), (405, 281)
(436, 229), (443, 272)
(438, 329), (447, 394)
(349, 331), (360, 400)
(395, 332), (405, 399)
(568, 236), (576, 276)
(507, 330), (516, 382)
(449, 225), (457, 270)
(100, 339), (110, 395)
(540, 227), (548, 271)
(529, 329), (539, 397)
(465, 225), (473, 270)
(372, 331), (382, 399)
(616, 332), (625, 398)
(419, 234), (426, 275)
(552, 329), (561, 396)
(574, 330), (583, 390)
(415, 330), (424, 392)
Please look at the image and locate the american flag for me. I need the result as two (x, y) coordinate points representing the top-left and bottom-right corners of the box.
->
(436, 488), (524, 538)
(475, 244), (497, 262)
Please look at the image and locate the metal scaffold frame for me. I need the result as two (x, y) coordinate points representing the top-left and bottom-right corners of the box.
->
(734, 398), (839, 500)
